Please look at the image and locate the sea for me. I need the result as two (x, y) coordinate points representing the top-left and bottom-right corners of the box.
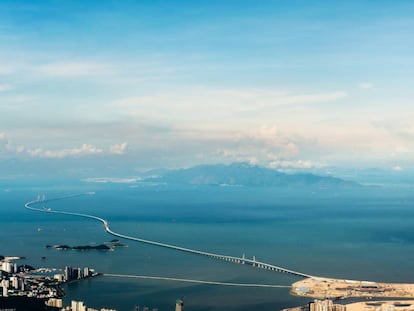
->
(1, 180), (414, 311)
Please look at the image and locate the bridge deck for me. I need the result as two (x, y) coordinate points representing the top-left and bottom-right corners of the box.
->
(25, 196), (312, 279)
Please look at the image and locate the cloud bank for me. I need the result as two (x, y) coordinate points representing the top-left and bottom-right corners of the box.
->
(27, 144), (103, 158)
(1, 133), (128, 159)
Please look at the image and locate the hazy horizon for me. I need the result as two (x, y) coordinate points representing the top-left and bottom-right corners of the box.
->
(1, 1), (414, 179)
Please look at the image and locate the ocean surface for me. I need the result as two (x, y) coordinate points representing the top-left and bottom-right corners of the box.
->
(1, 181), (414, 311)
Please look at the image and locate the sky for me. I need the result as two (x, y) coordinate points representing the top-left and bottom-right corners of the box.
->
(0, 0), (414, 176)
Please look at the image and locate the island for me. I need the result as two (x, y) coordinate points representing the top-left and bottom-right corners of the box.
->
(46, 244), (111, 251)
(45, 240), (126, 251)
(291, 277), (414, 300)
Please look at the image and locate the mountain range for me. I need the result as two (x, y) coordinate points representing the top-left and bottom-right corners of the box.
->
(143, 163), (360, 188)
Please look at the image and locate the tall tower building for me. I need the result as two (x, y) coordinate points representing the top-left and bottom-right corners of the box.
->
(83, 267), (90, 277)
(1, 280), (9, 297)
(2, 285), (8, 297)
(64, 266), (73, 281)
(1, 262), (12, 273)
(175, 299), (184, 311)
(10, 276), (19, 289)
(71, 300), (87, 311)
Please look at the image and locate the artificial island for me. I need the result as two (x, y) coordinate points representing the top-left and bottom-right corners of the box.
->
(285, 276), (414, 311)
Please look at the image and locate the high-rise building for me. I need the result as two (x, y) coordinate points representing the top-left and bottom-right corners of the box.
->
(10, 276), (19, 289)
(64, 266), (72, 281)
(47, 298), (63, 308)
(84, 267), (90, 278)
(1, 262), (12, 273)
(73, 268), (80, 280)
(71, 300), (87, 311)
(1, 280), (9, 297)
(54, 273), (64, 282)
(2, 286), (8, 297)
(175, 299), (184, 311)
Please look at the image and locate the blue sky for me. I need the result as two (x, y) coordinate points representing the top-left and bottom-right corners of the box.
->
(0, 0), (414, 173)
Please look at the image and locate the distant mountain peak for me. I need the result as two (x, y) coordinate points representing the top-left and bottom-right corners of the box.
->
(144, 163), (359, 188)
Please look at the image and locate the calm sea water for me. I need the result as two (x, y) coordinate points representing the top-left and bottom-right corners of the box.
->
(1, 182), (414, 310)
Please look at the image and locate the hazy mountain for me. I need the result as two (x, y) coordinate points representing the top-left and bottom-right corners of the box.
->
(145, 163), (360, 188)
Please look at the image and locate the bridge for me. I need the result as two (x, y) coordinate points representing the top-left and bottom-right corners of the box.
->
(25, 195), (312, 279)
(103, 273), (292, 288)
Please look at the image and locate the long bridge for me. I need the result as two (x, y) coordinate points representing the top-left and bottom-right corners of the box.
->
(103, 273), (292, 288)
(25, 194), (312, 279)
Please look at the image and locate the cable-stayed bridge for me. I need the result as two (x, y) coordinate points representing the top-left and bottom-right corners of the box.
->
(25, 195), (312, 279)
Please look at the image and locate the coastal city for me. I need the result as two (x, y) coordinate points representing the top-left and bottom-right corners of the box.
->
(0, 255), (115, 311)
(4, 251), (414, 311)
(0, 255), (184, 311)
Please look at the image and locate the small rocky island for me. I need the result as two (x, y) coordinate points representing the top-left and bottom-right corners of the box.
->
(46, 239), (127, 251)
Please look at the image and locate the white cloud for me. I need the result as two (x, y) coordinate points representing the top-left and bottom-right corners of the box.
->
(36, 62), (111, 77)
(109, 142), (127, 155)
(27, 144), (103, 158)
(25, 142), (129, 158)
(253, 125), (299, 153)
(1, 131), (129, 159)
(212, 143), (324, 171)
(209, 126), (308, 168)
(268, 159), (324, 170)
(358, 82), (374, 89)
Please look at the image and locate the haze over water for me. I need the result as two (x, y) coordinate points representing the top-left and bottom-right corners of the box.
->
(2, 181), (414, 310)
